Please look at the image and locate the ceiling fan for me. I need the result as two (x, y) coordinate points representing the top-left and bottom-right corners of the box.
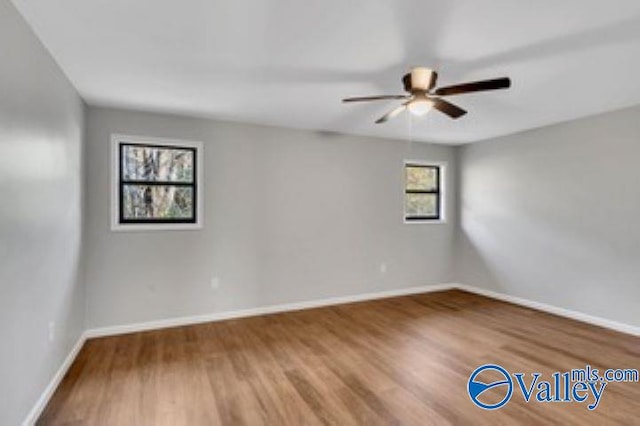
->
(342, 67), (511, 123)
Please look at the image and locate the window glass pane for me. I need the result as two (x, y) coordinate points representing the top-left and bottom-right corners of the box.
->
(405, 166), (438, 191)
(122, 145), (194, 182)
(122, 184), (194, 220)
(405, 193), (438, 217)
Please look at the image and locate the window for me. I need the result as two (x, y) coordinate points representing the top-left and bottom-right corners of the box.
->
(404, 162), (444, 222)
(111, 135), (203, 231)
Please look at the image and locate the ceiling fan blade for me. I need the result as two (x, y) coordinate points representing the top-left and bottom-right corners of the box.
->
(434, 77), (511, 96)
(432, 98), (467, 119)
(342, 95), (408, 103)
(375, 103), (407, 124)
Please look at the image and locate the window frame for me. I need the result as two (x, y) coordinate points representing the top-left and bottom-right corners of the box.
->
(110, 134), (204, 232)
(403, 160), (446, 224)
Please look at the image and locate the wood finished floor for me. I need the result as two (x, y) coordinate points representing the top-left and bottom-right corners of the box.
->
(39, 290), (640, 425)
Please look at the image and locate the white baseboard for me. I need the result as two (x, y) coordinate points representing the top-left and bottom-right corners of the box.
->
(84, 283), (457, 338)
(24, 282), (639, 425)
(83, 284), (640, 340)
(456, 284), (640, 337)
(23, 333), (87, 426)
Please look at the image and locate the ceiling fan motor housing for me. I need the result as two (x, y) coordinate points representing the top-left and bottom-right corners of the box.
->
(403, 67), (437, 92)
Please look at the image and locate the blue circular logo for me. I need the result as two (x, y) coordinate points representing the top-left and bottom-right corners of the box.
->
(467, 364), (513, 410)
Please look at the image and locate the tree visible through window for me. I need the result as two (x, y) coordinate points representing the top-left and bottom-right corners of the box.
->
(404, 163), (441, 221)
(118, 143), (197, 224)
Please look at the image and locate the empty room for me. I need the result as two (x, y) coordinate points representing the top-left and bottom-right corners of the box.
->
(2, 0), (639, 424)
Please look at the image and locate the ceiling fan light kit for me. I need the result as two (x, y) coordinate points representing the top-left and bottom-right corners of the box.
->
(406, 93), (434, 116)
(342, 67), (511, 124)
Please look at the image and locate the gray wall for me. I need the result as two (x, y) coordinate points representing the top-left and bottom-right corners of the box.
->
(0, 1), (86, 424)
(456, 105), (640, 327)
(85, 107), (457, 329)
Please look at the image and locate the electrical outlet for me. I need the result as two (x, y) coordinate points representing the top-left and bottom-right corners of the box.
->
(210, 277), (220, 290)
(48, 321), (55, 343)
(380, 262), (387, 273)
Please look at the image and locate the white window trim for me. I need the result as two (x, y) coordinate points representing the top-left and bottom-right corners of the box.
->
(403, 160), (447, 225)
(110, 134), (204, 232)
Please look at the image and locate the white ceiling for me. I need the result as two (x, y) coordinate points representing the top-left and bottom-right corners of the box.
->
(12, 0), (640, 144)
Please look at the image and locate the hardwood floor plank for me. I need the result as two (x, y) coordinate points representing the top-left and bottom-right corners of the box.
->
(38, 290), (640, 425)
